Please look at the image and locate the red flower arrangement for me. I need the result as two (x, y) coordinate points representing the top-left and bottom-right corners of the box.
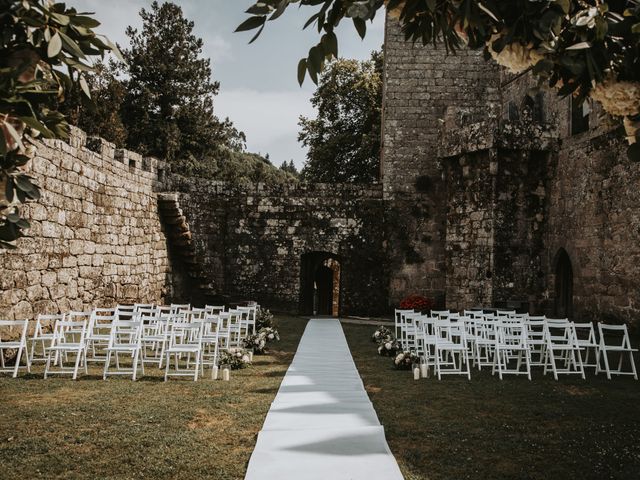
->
(399, 294), (433, 312)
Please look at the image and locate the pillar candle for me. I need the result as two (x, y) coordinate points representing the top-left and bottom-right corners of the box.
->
(223, 368), (230, 381)
(420, 363), (429, 378)
(212, 366), (219, 380)
(413, 366), (420, 380)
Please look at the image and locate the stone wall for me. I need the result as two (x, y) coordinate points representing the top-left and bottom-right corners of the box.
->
(0, 127), (172, 326)
(381, 17), (501, 306)
(168, 177), (388, 316)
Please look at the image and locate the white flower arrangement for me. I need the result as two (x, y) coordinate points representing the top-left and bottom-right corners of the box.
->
(394, 350), (420, 370)
(372, 325), (393, 343)
(589, 76), (640, 118)
(219, 347), (252, 370)
(243, 326), (280, 354)
(487, 33), (545, 74)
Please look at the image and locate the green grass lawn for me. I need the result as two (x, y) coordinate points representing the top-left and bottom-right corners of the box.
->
(343, 322), (640, 480)
(0, 315), (308, 480)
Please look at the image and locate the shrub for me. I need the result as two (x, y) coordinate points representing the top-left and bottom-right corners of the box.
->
(399, 294), (433, 312)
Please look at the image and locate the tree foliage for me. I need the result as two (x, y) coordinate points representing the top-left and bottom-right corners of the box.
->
(238, 0), (640, 160)
(61, 60), (128, 147)
(121, 1), (237, 164)
(299, 51), (382, 183)
(1, 0), (119, 248)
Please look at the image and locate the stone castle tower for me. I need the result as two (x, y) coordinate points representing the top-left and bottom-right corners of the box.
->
(380, 16), (640, 325)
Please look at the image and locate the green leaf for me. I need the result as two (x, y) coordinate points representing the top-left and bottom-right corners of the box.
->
(353, 18), (366, 39)
(297, 58), (307, 86)
(58, 30), (86, 59)
(79, 74), (91, 98)
(48, 32), (62, 57)
(235, 16), (266, 32)
(50, 12), (70, 25)
(70, 15), (100, 28)
(322, 31), (338, 58)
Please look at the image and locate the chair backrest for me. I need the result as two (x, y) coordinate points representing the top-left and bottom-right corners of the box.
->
(431, 310), (451, 319)
(573, 322), (598, 345)
(168, 321), (203, 348)
(33, 314), (65, 338)
(205, 305), (226, 315)
(395, 309), (414, 328)
(88, 308), (116, 337)
(434, 318), (466, 344)
(544, 318), (577, 347)
(109, 320), (143, 347)
(134, 303), (155, 312)
(496, 319), (528, 348)
(53, 319), (88, 346)
(115, 305), (135, 321)
(0, 320), (29, 343)
(170, 304), (191, 315)
(598, 323), (633, 350)
(496, 310), (516, 318)
(67, 312), (92, 334)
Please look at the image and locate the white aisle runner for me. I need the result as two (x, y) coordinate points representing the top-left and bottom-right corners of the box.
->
(245, 319), (404, 480)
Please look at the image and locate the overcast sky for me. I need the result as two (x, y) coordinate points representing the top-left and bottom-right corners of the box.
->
(72, 1), (385, 169)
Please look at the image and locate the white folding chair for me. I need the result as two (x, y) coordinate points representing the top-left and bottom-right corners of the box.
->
(238, 306), (257, 335)
(0, 320), (31, 377)
(431, 310), (452, 319)
(199, 315), (221, 378)
(85, 308), (116, 363)
(216, 312), (232, 349)
(394, 309), (414, 343)
(29, 314), (63, 364)
(141, 312), (170, 368)
(103, 318), (144, 381)
(596, 323), (638, 380)
(44, 319), (88, 380)
(400, 311), (421, 351)
(227, 309), (243, 347)
(493, 319), (532, 380)
(543, 319), (585, 380)
(475, 316), (498, 370)
(417, 315), (437, 371)
(434, 318), (471, 380)
(573, 321), (599, 372)
(525, 316), (547, 367)
(164, 321), (203, 381)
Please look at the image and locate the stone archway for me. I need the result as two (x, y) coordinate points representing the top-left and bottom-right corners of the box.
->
(554, 248), (573, 318)
(299, 252), (341, 316)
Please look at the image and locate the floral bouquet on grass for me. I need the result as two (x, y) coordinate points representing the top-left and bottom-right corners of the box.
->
(377, 338), (401, 357)
(219, 347), (252, 370)
(372, 325), (393, 343)
(243, 327), (280, 354)
(394, 350), (420, 370)
(256, 308), (276, 330)
(259, 326), (280, 343)
(243, 333), (267, 354)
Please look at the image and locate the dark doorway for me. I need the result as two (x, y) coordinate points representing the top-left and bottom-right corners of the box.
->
(299, 252), (341, 316)
(554, 248), (573, 318)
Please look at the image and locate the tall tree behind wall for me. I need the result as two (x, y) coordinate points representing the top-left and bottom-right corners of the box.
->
(299, 50), (383, 184)
(121, 1), (244, 169)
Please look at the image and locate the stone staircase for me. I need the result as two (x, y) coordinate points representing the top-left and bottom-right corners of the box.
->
(157, 193), (215, 304)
